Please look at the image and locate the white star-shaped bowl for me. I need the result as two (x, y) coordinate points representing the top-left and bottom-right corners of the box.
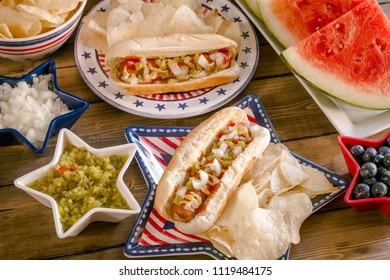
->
(14, 128), (141, 238)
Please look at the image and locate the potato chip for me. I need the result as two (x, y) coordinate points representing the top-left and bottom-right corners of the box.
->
(216, 20), (242, 48)
(215, 181), (258, 227)
(113, 0), (144, 13)
(106, 8), (142, 47)
(257, 187), (273, 208)
(154, 0), (199, 10)
(17, 4), (65, 25)
(26, 0), (80, 11)
(203, 226), (234, 257)
(0, 0), (21, 8)
(0, 23), (13, 38)
(299, 165), (340, 195)
(136, 3), (176, 37)
(231, 208), (291, 260)
(270, 165), (289, 193)
(0, 5), (42, 38)
(279, 161), (309, 187)
(267, 192), (312, 244)
(80, 13), (109, 52)
(203, 8), (224, 33)
(167, 5), (214, 34)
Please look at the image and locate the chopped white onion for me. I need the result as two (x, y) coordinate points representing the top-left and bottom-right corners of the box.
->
(209, 52), (225, 66)
(0, 74), (71, 147)
(233, 145), (243, 156)
(175, 186), (187, 198)
(192, 170), (208, 189)
(220, 130), (238, 141)
(168, 61), (182, 76)
(212, 142), (228, 157)
(209, 158), (221, 176)
(197, 54), (214, 68)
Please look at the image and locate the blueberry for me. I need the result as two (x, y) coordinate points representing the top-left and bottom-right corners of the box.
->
(349, 145), (365, 159)
(383, 153), (390, 168)
(353, 183), (371, 199)
(380, 171), (390, 187)
(360, 162), (377, 179)
(378, 146), (390, 155)
(377, 165), (389, 176)
(371, 182), (388, 197)
(362, 147), (378, 162)
(373, 154), (384, 166)
(364, 177), (377, 186)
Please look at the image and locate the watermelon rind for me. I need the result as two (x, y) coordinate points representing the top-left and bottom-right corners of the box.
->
(245, 0), (263, 21)
(257, 0), (292, 48)
(281, 48), (390, 110)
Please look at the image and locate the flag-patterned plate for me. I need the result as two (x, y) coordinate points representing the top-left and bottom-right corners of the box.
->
(124, 94), (348, 259)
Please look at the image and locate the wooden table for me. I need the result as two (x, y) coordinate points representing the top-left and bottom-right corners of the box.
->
(1, 0), (390, 260)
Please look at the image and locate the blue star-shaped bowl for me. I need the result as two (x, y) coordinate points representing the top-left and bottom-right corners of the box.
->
(14, 128), (141, 238)
(0, 60), (90, 154)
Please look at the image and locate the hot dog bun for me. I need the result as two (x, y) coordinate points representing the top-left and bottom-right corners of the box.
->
(104, 33), (240, 95)
(154, 107), (271, 234)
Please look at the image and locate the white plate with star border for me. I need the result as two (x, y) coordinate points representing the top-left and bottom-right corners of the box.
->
(74, 0), (259, 119)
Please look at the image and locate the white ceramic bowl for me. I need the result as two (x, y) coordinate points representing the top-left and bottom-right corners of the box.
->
(0, 0), (87, 62)
(14, 128), (141, 238)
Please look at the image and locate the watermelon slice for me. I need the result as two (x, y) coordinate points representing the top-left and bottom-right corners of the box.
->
(281, 0), (390, 110)
(258, 0), (367, 48)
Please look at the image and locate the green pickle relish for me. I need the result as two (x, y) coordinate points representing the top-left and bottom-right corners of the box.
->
(28, 144), (130, 232)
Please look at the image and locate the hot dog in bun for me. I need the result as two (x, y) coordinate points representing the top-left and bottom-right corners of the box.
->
(154, 107), (271, 234)
(105, 33), (240, 95)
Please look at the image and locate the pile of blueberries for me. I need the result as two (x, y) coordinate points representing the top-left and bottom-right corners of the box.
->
(349, 137), (390, 199)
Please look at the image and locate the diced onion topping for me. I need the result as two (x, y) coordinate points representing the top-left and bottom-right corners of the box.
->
(209, 158), (221, 176)
(168, 61), (182, 76)
(197, 54), (215, 68)
(192, 170), (209, 190)
(175, 186), (187, 198)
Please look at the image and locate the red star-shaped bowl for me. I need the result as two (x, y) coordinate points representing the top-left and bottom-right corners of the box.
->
(337, 131), (390, 215)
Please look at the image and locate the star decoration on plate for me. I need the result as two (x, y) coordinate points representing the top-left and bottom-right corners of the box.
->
(13, 129), (141, 238)
(114, 92), (124, 99)
(240, 61), (250, 69)
(220, 4), (230, 12)
(155, 104), (166, 111)
(233, 16), (242, 22)
(87, 67), (97, 75)
(217, 88), (227, 95)
(241, 31), (250, 39)
(199, 97), (209, 105)
(243, 46), (252, 54)
(98, 81), (109, 88)
(81, 51), (91, 59)
(134, 100), (144, 107)
(178, 103), (188, 110)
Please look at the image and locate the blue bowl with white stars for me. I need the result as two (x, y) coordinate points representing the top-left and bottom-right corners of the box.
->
(0, 60), (90, 154)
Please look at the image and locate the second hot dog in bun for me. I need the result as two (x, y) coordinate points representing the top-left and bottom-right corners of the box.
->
(105, 33), (240, 95)
(154, 107), (271, 234)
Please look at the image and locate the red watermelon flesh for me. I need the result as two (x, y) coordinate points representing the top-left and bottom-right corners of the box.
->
(258, 0), (367, 48)
(281, 0), (390, 109)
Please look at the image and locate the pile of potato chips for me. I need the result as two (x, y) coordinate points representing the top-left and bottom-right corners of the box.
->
(0, 0), (84, 38)
(80, 0), (241, 53)
(202, 142), (340, 259)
